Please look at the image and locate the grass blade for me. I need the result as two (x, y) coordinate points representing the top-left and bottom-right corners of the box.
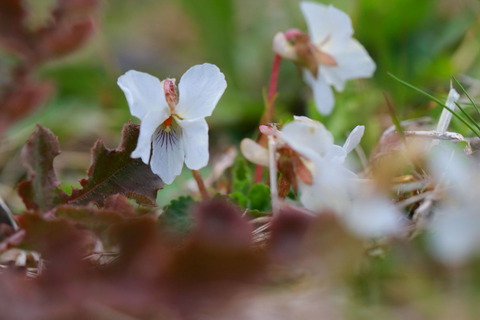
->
(452, 76), (480, 116)
(383, 92), (406, 143)
(388, 73), (480, 138)
(455, 102), (480, 133)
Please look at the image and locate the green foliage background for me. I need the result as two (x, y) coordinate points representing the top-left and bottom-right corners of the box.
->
(4, 0), (480, 202)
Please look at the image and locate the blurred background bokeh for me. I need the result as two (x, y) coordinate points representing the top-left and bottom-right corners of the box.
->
(0, 0), (479, 207)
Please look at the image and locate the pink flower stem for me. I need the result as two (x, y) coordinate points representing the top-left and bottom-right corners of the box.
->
(254, 29), (301, 184)
(192, 170), (209, 201)
(255, 53), (282, 183)
(254, 165), (264, 184)
(266, 53), (282, 124)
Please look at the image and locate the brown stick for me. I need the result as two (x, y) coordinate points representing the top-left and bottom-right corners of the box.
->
(192, 170), (209, 200)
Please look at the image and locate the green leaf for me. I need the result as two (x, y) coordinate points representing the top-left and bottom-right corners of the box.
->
(67, 122), (163, 207)
(161, 196), (196, 234)
(230, 158), (271, 214)
(232, 157), (252, 195)
(247, 183), (271, 212)
(229, 191), (248, 208)
(18, 125), (68, 211)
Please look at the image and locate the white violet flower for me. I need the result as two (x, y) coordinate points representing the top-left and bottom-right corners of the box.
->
(273, 1), (376, 115)
(280, 116), (402, 238)
(118, 63), (227, 184)
(279, 116), (363, 214)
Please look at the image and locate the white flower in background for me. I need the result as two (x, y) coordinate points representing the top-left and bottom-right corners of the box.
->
(240, 116), (363, 187)
(345, 186), (404, 238)
(240, 116), (402, 238)
(273, 1), (376, 115)
(280, 116), (402, 237)
(279, 116), (363, 171)
(279, 117), (360, 212)
(296, 158), (355, 215)
(428, 147), (480, 266)
(118, 63), (227, 184)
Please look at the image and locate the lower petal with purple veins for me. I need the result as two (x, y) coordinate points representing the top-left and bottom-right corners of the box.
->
(150, 120), (184, 184)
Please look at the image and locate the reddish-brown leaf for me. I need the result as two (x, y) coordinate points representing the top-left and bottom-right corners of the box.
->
(0, 0), (31, 59)
(39, 19), (95, 60)
(0, 0), (99, 63)
(0, 229), (25, 254)
(68, 122), (163, 207)
(55, 195), (151, 246)
(293, 155), (313, 185)
(0, 0), (98, 132)
(162, 198), (265, 317)
(18, 125), (68, 212)
(0, 75), (53, 133)
(268, 205), (313, 262)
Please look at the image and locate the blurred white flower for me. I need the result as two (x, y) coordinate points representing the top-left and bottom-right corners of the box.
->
(297, 158), (355, 215)
(281, 116), (402, 238)
(240, 116), (402, 237)
(278, 116), (356, 213)
(428, 147), (480, 266)
(240, 117), (355, 210)
(279, 116), (364, 168)
(279, 119), (347, 203)
(345, 186), (404, 238)
(273, 2), (376, 115)
(118, 63), (227, 184)
(279, 116), (336, 162)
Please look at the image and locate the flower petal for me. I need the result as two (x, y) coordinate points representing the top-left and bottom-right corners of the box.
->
(428, 147), (478, 203)
(131, 109), (170, 164)
(299, 160), (353, 214)
(303, 69), (335, 115)
(240, 138), (269, 167)
(345, 195), (403, 238)
(117, 70), (169, 119)
(178, 118), (209, 170)
(150, 123), (184, 184)
(273, 32), (297, 60)
(321, 39), (376, 91)
(325, 144), (347, 163)
(300, 2), (353, 51)
(429, 207), (480, 266)
(175, 63), (227, 120)
(343, 125), (365, 154)
(280, 116), (334, 163)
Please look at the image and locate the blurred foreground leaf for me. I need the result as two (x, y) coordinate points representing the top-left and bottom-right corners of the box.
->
(161, 195), (196, 234)
(55, 195), (143, 245)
